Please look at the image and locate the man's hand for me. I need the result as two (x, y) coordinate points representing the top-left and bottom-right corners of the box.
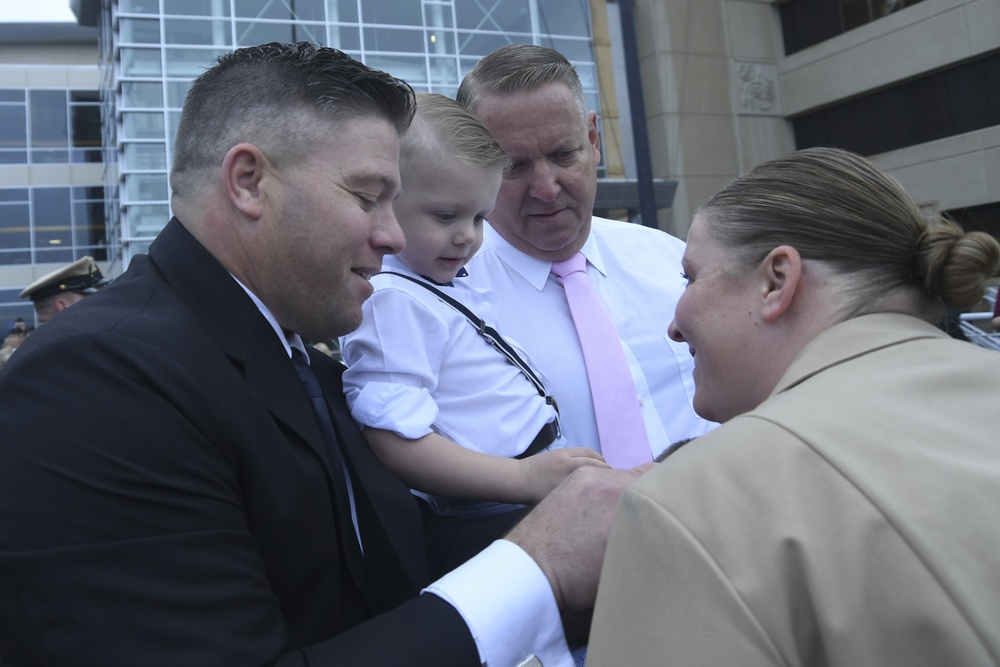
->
(505, 465), (650, 611)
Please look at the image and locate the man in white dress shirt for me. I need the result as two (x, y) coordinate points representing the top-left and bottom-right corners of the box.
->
(458, 44), (714, 459)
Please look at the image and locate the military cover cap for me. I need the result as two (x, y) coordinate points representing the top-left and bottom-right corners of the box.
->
(19, 256), (110, 302)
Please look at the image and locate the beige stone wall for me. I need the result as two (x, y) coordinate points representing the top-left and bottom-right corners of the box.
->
(628, 0), (999, 237)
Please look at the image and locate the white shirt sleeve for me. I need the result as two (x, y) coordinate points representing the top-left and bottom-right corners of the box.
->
(423, 539), (574, 667)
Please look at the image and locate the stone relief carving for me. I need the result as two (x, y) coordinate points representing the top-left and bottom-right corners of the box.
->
(736, 62), (779, 116)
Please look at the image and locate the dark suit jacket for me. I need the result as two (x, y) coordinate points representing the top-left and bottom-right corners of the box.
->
(0, 219), (515, 666)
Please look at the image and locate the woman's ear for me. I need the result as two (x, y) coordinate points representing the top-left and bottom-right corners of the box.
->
(759, 245), (802, 323)
(223, 143), (267, 220)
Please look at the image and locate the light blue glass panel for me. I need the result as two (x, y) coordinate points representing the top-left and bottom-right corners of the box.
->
(0, 105), (27, 149)
(365, 54), (427, 86)
(166, 80), (194, 108)
(326, 24), (361, 51)
(363, 27), (425, 53)
(125, 173), (169, 203)
(0, 201), (30, 253)
(164, 18), (232, 46)
(162, 0), (232, 17)
(236, 0), (326, 21)
(425, 29), (455, 55)
(163, 48), (230, 78)
(125, 142), (167, 170)
(235, 21), (326, 47)
(423, 2), (454, 29)
(121, 82), (164, 108)
(119, 0), (158, 14)
(123, 111), (165, 140)
(121, 48), (163, 77)
(455, 32), (518, 57)
(361, 0), (421, 26)
(428, 56), (460, 86)
(537, 0), (591, 37)
(126, 204), (170, 237)
(542, 37), (594, 63)
(120, 18), (161, 44)
(32, 187), (72, 248)
(455, 0), (530, 33)
(327, 0), (359, 22)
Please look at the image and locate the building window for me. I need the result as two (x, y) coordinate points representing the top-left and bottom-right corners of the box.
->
(792, 50), (1000, 156)
(0, 89), (102, 165)
(780, 0), (927, 55)
(0, 186), (106, 267)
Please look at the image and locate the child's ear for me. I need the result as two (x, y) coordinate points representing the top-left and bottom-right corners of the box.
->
(759, 245), (801, 323)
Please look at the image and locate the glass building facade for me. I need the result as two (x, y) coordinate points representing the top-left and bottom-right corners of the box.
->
(98, 0), (600, 264)
(0, 21), (107, 327)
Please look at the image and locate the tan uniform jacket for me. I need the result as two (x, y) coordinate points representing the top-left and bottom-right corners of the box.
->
(589, 313), (1000, 667)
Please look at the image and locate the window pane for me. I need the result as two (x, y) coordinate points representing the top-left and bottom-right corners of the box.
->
(123, 111), (165, 139)
(363, 27), (425, 53)
(122, 81), (164, 108)
(365, 54), (427, 85)
(73, 199), (107, 249)
(538, 0), (590, 37)
(163, 48), (229, 78)
(425, 29), (456, 55)
(543, 38), (593, 63)
(163, 80), (190, 108)
(236, 22), (307, 47)
(124, 142), (167, 170)
(164, 18), (232, 46)
(455, 32), (513, 57)
(0, 202), (30, 253)
(236, 0), (326, 21)
(29, 91), (68, 148)
(119, 0), (159, 14)
(455, 0), (531, 33)
(121, 48), (163, 77)
(362, 0), (421, 25)
(327, 24), (361, 51)
(0, 105), (27, 148)
(0, 90), (25, 102)
(32, 188), (72, 249)
(120, 17), (161, 43)
(428, 57), (460, 86)
(126, 204), (170, 237)
(327, 0), (359, 22)
(125, 173), (169, 202)
(163, 0), (231, 17)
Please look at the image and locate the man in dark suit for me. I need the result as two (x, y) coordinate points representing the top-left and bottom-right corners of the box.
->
(0, 43), (637, 666)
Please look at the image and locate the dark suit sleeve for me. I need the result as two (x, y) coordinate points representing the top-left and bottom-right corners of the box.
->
(0, 331), (479, 666)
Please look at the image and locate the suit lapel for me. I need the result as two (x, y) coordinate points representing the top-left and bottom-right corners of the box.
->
(148, 219), (428, 611)
(312, 351), (430, 607)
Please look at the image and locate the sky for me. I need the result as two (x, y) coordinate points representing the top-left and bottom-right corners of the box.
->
(0, 0), (76, 22)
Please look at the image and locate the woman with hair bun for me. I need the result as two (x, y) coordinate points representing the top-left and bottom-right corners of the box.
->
(588, 147), (1000, 667)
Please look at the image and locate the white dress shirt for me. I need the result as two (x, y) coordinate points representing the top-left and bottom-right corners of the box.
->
(465, 216), (716, 457)
(340, 255), (564, 515)
(238, 274), (572, 667)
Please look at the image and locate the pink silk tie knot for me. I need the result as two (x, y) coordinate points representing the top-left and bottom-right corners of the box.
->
(551, 252), (652, 468)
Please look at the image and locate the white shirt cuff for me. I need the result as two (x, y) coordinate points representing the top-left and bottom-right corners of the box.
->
(423, 539), (573, 667)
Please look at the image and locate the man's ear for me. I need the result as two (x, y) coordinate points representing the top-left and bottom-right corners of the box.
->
(759, 245), (802, 323)
(222, 143), (267, 220)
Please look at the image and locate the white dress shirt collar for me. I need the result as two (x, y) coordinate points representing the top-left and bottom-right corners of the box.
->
(231, 275), (308, 361)
(480, 222), (608, 290)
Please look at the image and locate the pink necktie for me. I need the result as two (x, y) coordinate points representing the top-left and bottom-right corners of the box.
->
(551, 252), (651, 468)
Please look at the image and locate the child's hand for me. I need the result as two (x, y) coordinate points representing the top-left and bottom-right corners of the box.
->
(519, 448), (608, 504)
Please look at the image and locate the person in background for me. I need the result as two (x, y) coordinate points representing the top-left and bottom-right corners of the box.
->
(457, 44), (714, 466)
(0, 327), (27, 368)
(0, 42), (639, 667)
(19, 255), (110, 324)
(587, 147), (1000, 667)
(341, 92), (606, 519)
